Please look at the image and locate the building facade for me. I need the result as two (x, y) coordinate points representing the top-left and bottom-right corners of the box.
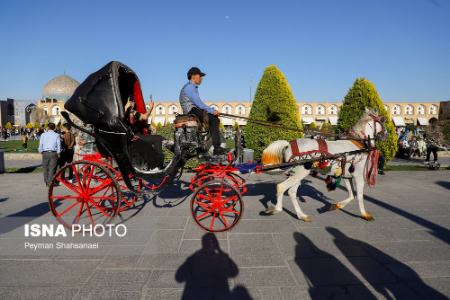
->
(0, 98), (15, 126)
(149, 100), (443, 128)
(29, 72), (447, 129)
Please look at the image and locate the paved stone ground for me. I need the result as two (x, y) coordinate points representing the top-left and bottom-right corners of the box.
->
(0, 170), (449, 299)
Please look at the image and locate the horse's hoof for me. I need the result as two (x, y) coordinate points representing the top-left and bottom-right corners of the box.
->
(329, 203), (341, 211)
(301, 215), (312, 222)
(265, 206), (281, 215)
(361, 212), (375, 221)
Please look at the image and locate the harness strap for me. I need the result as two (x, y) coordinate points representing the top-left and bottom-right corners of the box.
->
(289, 138), (330, 161)
(317, 139), (329, 155)
(290, 140), (301, 156)
(350, 139), (365, 149)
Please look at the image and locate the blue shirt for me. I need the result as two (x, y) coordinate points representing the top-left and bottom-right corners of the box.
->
(179, 81), (214, 114)
(38, 130), (61, 153)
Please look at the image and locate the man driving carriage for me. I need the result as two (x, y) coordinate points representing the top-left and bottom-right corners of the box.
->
(179, 67), (228, 156)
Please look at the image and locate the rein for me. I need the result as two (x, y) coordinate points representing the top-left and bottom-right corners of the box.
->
(219, 112), (382, 143)
(220, 112), (383, 187)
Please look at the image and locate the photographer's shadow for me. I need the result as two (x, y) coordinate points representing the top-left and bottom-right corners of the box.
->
(175, 233), (251, 300)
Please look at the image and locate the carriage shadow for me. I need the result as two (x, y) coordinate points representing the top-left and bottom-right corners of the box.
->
(116, 179), (192, 224)
(0, 202), (58, 235)
(151, 179), (192, 208)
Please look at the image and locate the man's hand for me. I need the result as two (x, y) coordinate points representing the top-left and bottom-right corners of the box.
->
(213, 110), (220, 116)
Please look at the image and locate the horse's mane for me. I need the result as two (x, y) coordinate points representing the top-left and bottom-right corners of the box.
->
(351, 112), (372, 135)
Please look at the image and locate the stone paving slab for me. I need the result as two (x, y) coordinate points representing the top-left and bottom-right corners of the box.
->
(0, 171), (449, 299)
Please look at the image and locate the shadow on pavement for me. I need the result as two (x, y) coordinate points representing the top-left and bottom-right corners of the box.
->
(0, 201), (58, 234)
(175, 233), (251, 300)
(0, 197), (9, 203)
(152, 179), (191, 208)
(293, 232), (377, 299)
(363, 194), (450, 246)
(326, 227), (447, 299)
(7, 164), (42, 173)
(435, 181), (450, 190)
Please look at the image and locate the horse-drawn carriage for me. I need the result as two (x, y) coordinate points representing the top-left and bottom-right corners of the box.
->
(50, 61), (246, 232)
(49, 61), (386, 233)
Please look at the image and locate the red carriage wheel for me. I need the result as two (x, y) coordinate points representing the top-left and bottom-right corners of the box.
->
(48, 160), (121, 229)
(191, 180), (243, 232)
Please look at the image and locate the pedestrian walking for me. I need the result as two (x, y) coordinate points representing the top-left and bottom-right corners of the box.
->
(59, 123), (76, 181)
(38, 123), (61, 186)
(21, 134), (28, 150)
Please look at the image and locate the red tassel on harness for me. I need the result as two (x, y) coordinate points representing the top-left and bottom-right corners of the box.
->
(365, 149), (380, 187)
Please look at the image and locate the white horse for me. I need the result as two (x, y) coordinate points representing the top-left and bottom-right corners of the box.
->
(261, 109), (386, 222)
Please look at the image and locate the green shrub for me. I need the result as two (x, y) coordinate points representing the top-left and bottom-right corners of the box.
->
(244, 65), (302, 159)
(337, 78), (397, 161)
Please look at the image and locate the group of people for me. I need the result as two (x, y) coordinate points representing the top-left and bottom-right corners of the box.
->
(397, 126), (444, 162)
(38, 122), (95, 186)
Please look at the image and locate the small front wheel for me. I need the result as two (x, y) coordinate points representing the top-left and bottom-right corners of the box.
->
(191, 180), (243, 232)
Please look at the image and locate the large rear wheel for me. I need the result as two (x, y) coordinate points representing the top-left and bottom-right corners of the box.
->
(191, 180), (243, 232)
(48, 161), (121, 229)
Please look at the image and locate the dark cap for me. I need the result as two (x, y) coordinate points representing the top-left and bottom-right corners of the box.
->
(187, 67), (206, 80)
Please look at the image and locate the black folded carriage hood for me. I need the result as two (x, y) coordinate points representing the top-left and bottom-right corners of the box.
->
(64, 61), (134, 131)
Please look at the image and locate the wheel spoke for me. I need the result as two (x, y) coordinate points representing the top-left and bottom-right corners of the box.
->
(85, 164), (96, 190)
(72, 164), (84, 192)
(218, 213), (229, 228)
(74, 202), (84, 224)
(209, 213), (217, 231)
(56, 176), (81, 195)
(220, 208), (241, 215)
(88, 198), (114, 218)
(196, 211), (211, 221)
(88, 179), (113, 196)
(56, 201), (79, 217)
(194, 199), (211, 210)
(85, 203), (95, 225)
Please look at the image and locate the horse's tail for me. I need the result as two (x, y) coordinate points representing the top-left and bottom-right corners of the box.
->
(262, 140), (290, 165)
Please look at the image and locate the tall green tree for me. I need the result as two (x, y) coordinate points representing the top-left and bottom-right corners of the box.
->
(244, 65), (302, 159)
(337, 78), (397, 161)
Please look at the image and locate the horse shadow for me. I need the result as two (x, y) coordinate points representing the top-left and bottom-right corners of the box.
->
(293, 231), (376, 299)
(326, 227), (447, 299)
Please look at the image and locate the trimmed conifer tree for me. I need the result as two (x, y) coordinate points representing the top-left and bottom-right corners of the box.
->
(244, 65), (302, 159)
(337, 78), (397, 161)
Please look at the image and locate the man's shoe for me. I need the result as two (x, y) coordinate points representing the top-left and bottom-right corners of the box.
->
(213, 147), (229, 156)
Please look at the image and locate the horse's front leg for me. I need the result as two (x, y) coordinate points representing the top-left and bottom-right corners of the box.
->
(354, 173), (374, 221)
(329, 178), (354, 211)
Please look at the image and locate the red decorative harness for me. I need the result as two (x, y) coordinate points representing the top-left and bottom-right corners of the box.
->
(289, 138), (329, 160)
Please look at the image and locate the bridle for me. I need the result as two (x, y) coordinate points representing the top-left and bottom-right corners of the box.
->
(349, 114), (386, 142)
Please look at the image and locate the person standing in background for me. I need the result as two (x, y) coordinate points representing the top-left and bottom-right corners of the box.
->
(38, 123), (61, 186)
(59, 123), (76, 181)
(21, 133), (28, 150)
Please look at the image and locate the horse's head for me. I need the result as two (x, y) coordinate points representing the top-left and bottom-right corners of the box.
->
(351, 108), (387, 141)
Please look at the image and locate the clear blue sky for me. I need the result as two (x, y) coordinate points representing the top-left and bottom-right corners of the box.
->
(1, 0), (449, 102)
